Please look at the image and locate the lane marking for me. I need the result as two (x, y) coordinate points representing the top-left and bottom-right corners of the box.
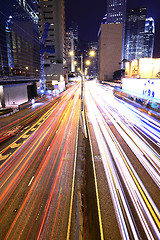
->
(0, 153), (11, 161)
(66, 107), (80, 240)
(0, 102), (58, 166)
(30, 128), (36, 131)
(81, 110), (88, 138)
(28, 176), (34, 186)
(10, 143), (21, 149)
(22, 134), (29, 139)
(86, 113), (104, 240)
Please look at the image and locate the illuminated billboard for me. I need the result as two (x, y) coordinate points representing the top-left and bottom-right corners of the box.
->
(125, 58), (160, 79)
(130, 59), (139, 78)
(122, 78), (160, 101)
(139, 58), (160, 78)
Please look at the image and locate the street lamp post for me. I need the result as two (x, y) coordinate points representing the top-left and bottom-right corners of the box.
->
(80, 50), (96, 110)
(81, 54), (84, 110)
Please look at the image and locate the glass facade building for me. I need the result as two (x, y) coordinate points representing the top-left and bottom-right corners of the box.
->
(124, 8), (147, 62)
(143, 17), (155, 58)
(0, 0), (40, 78)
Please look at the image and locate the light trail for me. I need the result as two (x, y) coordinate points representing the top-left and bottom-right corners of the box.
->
(85, 88), (139, 239)
(88, 82), (160, 186)
(85, 81), (160, 240)
(0, 84), (81, 240)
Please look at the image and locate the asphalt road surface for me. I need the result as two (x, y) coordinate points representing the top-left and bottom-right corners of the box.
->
(0, 80), (159, 240)
(0, 84), (80, 240)
(85, 81), (160, 240)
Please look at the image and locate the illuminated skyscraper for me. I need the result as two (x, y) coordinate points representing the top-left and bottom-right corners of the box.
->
(124, 7), (147, 61)
(101, 0), (127, 64)
(0, 0), (40, 78)
(143, 17), (155, 58)
(106, 0), (127, 25)
(39, 0), (66, 87)
(66, 22), (79, 73)
(66, 30), (75, 73)
(68, 22), (78, 63)
(0, 0), (40, 108)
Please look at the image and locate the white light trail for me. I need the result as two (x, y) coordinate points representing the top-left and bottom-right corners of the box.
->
(85, 81), (160, 239)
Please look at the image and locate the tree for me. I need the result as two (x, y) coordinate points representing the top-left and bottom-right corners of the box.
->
(113, 69), (125, 80)
(156, 72), (160, 78)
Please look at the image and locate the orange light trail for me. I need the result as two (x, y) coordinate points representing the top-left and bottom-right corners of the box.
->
(0, 83), (81, 240)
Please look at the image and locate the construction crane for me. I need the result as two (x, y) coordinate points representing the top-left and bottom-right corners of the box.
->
(5, 16), (14, 70)
(40, 22), (55, 92)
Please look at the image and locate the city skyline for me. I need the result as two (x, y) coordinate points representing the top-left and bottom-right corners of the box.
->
(0, 1), (160, 240)
(65, 0), (160, 57)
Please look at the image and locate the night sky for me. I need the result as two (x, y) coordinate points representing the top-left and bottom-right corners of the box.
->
(65, 0), (160, 57)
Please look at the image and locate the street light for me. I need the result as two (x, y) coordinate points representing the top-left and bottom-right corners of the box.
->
(86, 60), (91, 66)
(80, 50), (96, 78)
(80, 50), (96, 132)
(89, 50), (96, 57)
(69, 51), (74, 56)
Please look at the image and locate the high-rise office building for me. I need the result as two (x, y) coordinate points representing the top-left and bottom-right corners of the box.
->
(68, 22), (78, 64)
(106, 0), (127, 25)
(65, 30), (75, 73)
(101, 0), (127, 64)
(98, 0), (126, 81)
(124, 7), (147, 62)
(66, 22), (78, 74)
(0, 0), (40, 108)
(38, 0), (66, 88)
(98, 24), (123, 81)
(0, 0), (40, 78)
(143, 17), (155, 58)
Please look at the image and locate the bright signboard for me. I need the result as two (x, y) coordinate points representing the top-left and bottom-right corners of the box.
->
(122, 78), (160, 101)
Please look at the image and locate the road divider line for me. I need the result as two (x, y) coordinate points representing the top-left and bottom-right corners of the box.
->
(66, 109), (80, 240)
(81, 111), (88, 138)
(86, 111), (104, 240)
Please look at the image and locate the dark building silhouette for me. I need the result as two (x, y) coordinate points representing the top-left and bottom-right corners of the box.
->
(106, 0), (127, 25)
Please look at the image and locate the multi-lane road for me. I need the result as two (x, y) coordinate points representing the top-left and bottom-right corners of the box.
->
(0, 80), (159, 240)
(85, 81), (160, 240)
(0, 84), (81, 240)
